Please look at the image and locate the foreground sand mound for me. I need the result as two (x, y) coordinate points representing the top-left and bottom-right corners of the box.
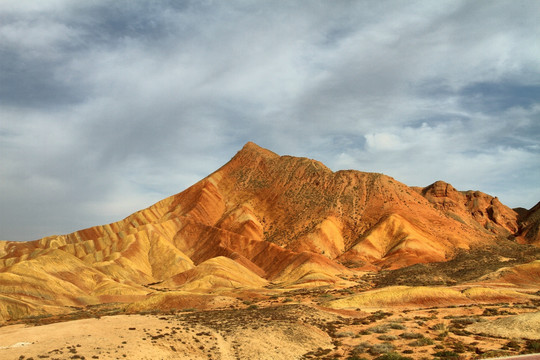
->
(467, 311), (540, 339)
(0, 307), (333, 360)
(325, 286), (534, 309)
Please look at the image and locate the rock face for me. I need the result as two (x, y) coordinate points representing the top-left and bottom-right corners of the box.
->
(517, 201), (540, 245)
(0, 142), (536, 321)
(419, 180), (519, 235)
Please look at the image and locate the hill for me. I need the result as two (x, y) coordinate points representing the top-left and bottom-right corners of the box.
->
(0, 142), (538, 322)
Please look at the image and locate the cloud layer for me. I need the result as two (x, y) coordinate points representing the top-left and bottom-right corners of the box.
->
(1, 1), (539, 240)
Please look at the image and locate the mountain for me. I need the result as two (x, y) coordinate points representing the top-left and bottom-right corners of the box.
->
(0, 142), (538, 321)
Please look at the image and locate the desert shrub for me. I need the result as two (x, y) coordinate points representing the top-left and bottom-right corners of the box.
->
(336, 331), (355, 338)
(450, 328), (471, 336)
(282, 298), (294, 303)
(374, 352), (413, 360)
(352, 342), (370, 354)
(402, 349), (413, 354)
(370, 311), (393, 320)
(501, 340), (521, 350)
(369, 343), (396, 355)
(247, 304), (258, 310)
(450, 317), (482, 327)
(370, 325), (390, 333)
(523, 340), (540, 354)
(347, 356), (368, 360)
(431, 322), (449, 339)
(481, 308), (499, 316)
(358, 329), (372, 335)
(409, 337), (434, 347)
(479, 350), (511, 358)
(377, 334), (398, 341)
(388, 323), (406, 330)
(451, 342), (466, 353)
(431, 323), (448, 331)
(399, 332), (424, 339)
(433, 350), (459, 358)
(435, 333), (447, 340)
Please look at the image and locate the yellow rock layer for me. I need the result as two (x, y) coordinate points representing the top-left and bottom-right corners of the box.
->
(161, 256), (268, 291)
(326, 286), (533, 309)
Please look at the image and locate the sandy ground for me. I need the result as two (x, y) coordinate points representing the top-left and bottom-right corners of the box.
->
(0, 310), (332, 360)
(1, 292), (539, 360)
(467, 311), (540, 340)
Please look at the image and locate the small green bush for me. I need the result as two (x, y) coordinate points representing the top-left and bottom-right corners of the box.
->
(523, 340), (540, 354)
(409, 337), (434, 347)
(347, 356), (368, 360)
(433, 350), (459, 358)
(399, 332), (424, 339)
(370, 325), (390, 334)
(369, 343), (396, 355)
(374, 352), (413, 360)
(352, 342), (370, 354)
(431, 323), (448, 331)
(377, 334), (398, 341)
(502, 340), (520, 350)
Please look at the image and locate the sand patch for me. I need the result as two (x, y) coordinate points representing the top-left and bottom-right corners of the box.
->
(467, 311), (540, 340)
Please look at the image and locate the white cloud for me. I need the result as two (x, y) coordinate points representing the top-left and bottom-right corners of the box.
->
(365, 133), (407, 152)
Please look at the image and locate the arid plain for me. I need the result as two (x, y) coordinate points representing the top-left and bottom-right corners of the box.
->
(1, 143), (539, 359)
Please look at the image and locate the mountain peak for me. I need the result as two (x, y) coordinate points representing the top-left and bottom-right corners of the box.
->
(232, 141), (280, 161)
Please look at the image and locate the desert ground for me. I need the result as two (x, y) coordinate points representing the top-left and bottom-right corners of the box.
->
(1, 281), (539, 360)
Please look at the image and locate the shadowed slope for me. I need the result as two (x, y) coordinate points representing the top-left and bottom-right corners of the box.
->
(518, 201), (540, 245)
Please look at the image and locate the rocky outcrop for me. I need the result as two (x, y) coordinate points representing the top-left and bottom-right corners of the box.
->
(516, 201), (540, 245)
(420, 180), (519, 235)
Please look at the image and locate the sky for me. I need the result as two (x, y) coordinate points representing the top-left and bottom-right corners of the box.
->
(1, 1), (539, 241)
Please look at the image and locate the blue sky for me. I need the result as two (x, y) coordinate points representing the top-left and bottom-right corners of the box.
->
(1, 0), (539, 241)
